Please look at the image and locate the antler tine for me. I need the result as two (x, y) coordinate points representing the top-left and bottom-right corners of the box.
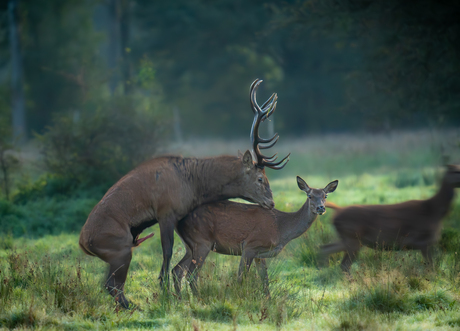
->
(260, 95), (277, 121)
(249, 78), (290, 170)
(250, 79), (263, 115)
(261, 153), (278, 163)
(259, 134), (279, 148)
(264, 153), (291, 170)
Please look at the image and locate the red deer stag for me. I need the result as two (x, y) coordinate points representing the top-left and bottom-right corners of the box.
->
(79, 79), (290, 308)
(320, 164), (460, 272)
(172, 176), (338, 296)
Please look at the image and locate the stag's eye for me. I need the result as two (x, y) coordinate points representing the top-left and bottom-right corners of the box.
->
(307, 195), (311, 199)
(258, 177), (263, 182)
(325, 194), (328, 198)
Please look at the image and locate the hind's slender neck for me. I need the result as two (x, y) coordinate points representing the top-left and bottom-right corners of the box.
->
(277, 200), (317, 245)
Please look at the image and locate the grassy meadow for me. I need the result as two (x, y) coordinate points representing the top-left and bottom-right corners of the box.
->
(1, 129), (460, 330)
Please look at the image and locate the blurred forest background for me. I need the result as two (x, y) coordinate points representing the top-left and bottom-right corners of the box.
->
(0, 0), (459, 236)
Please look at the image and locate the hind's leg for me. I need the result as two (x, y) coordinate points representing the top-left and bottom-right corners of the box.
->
(254, 258), (269, 296)
(172, 245), (193, 297)
(187, 245), (211, 295)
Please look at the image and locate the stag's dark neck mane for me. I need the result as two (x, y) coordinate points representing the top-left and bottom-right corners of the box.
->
(173, 155), (242, 205)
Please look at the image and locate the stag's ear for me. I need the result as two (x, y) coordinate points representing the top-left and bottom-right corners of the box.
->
(297, 176), (311, 194)
(237, 150), (244, 159)
(242, 150), (254, 169)
(324, 180), (338, 194)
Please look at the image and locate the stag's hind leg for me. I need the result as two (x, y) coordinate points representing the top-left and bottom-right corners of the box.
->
(105, 250), (133, 308)
(87, 225), (135, 308)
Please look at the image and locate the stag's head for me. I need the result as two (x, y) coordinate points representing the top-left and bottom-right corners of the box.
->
(297, 176), (338, 215)
(233, 149), (274, 209)
(226, 79), (290, 210)
(445, 164), (460, 187)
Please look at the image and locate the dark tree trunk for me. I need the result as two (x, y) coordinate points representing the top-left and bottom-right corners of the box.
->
(107, 0), (121, 95)
(120, 0), (131, 95)
(8, 0), (26, 142)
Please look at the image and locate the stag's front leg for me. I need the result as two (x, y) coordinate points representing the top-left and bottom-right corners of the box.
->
(254, 258), (270, 297)
(158, 218), (176, 290)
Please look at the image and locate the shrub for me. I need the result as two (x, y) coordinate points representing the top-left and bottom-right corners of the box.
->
(37, 94), (170, 187)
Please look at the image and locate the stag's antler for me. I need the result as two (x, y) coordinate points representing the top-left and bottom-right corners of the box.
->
(250, 79), (290, 170)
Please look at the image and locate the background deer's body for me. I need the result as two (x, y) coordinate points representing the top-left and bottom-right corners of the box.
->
(321, 165), (460, 271)
(173, 177), (338, 296)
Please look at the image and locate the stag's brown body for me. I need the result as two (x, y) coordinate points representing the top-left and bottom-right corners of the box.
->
(173, 176), (338, 296)
(320, 165), (460, 271)
(79, 79), (289, 308)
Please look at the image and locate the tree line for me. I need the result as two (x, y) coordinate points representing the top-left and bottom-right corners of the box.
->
(1, 0), (459, 142)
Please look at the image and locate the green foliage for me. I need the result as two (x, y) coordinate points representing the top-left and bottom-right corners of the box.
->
(439, 228), (460, 253)
(37, 94), (169, 187)
(0, 194), (97, 237)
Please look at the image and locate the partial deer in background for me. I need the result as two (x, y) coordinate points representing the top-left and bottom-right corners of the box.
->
(79, 79), (290, 308)
(173, 176), (338, 297)
(320, 164), (460, 272)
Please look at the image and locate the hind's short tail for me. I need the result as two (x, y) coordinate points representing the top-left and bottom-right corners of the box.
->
(325, 201), (341, 210)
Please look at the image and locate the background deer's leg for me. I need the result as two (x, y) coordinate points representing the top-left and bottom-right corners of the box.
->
(254, 258), (270, 297)
(187, 244), (211, 296)
(341, 239), (360, 272)
(105, 249), (132, 309)
(158, 218), (176, 289)
(172, 244), (193, 296)
(420, 246), (433, 265)
(319, 242), (346, 267)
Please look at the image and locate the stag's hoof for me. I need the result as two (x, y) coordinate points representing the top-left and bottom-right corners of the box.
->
(115, 295), (132, 309)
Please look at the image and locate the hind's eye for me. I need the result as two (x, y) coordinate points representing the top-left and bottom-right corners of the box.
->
(325, 194), (328, 198)
(258, 178), (263, 182)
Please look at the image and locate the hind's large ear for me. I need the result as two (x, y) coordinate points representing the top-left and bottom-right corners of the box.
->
(297, 176), (311, 194)
(237, 150), (244, 158)
(324, 180), (338, 194)
(242, 150), (254, 169)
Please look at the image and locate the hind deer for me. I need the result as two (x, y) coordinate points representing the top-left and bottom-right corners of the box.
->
(320, 164), (460, 272)
(172, 176), (338, 296)
(79, 79), (290, 308)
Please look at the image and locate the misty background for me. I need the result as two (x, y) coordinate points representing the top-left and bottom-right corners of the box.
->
(0, 0), (459, 199)
(2, 0), (459, 141)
